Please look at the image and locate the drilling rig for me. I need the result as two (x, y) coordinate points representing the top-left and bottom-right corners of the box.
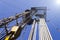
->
(0, 7), (53, 40)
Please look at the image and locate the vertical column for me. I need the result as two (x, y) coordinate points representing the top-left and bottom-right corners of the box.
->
(28, 20), (36, 40)
(39, 18), (53, 40)
(33, 22), (37, 40)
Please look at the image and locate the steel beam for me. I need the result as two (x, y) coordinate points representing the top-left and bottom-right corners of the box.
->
(28, 20), (36, 40)
(39, 18), (53, 40)
(33, 21), (37, 40)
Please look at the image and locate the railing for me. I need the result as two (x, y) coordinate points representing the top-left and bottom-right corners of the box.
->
(0, 29), (6, 40)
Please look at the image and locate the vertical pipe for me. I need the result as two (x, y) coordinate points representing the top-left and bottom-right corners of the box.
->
(5, 25), (8, 35)
(28, 20), (36, 40)
(33, 22), (37, 40)
(39, 18), (53, 40)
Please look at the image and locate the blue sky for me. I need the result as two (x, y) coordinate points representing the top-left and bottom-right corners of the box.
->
(0, 0), (60, 40)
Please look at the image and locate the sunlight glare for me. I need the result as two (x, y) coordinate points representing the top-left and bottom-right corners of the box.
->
(56, 0), (60, 5)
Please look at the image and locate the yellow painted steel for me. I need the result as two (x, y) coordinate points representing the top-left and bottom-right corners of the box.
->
(5, 35), (11, 40)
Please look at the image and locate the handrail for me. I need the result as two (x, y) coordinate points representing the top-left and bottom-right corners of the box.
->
(0, 12), (31, 27)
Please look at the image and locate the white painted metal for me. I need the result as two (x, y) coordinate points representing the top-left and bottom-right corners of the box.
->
(28, 20), (36, 40)
(11, 26), (19, 32)
(39, 18), (53, 40)
(33, 22), (37, 40)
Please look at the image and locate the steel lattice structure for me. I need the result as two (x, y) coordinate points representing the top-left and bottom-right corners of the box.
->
(0, 7), (53, 40)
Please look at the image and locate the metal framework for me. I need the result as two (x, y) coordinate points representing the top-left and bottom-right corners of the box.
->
(0, 7), (53, 40)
